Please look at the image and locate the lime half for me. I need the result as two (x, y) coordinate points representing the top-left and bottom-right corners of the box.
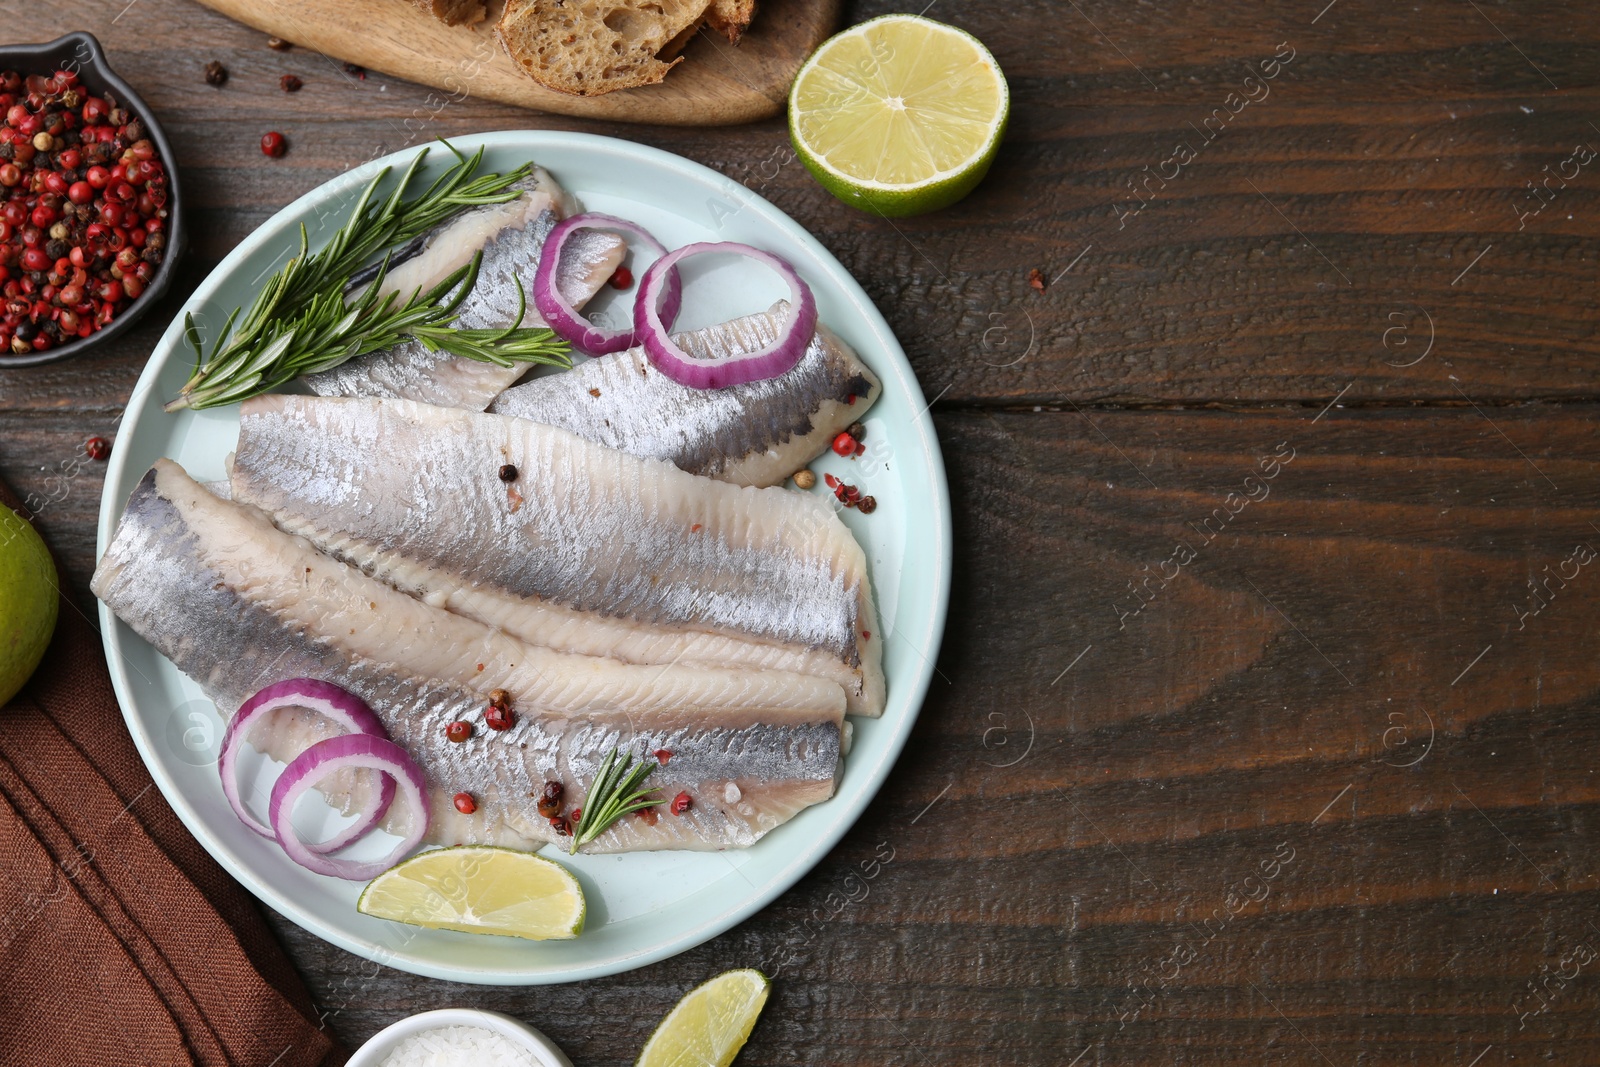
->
(357, 846), (584, 940)
(789, 14), (1009, 216)
(636, 969), (770, 1067)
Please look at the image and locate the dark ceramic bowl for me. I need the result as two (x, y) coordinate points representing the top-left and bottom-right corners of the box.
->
(0, 31), (185, 368)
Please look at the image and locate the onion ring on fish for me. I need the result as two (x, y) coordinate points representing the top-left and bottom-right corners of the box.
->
(220, 678), (395, 852)
(535, 212), (681, 354)
(635, 242), (817, 389)
(269, 734), (430, 881)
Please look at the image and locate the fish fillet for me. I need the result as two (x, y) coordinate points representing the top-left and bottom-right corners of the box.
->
(304, 165), (625, 411)
(230, 395), (887, 716)
(487, 304), (882, 487)
(93, 460), (843, 852)
(145, 460), (846, 723)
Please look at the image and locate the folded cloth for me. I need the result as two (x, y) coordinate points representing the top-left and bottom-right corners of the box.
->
(0, 479), (346, 1067)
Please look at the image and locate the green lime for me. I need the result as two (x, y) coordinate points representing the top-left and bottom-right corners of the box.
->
(0, 504), (57, 707)
(636, 969), (770, 1067)
(788, 14), (1009, 217)
(357, 845), (585, 940)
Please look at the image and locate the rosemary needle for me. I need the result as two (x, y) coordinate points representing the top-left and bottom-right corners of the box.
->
(570, 748), (662, 853)
(168, 142), (571, 412)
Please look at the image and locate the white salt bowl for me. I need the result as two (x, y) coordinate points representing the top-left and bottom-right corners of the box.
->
(347, 1008), (574, 1067)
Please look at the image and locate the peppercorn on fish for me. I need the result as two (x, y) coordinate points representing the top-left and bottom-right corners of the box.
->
(304, 166), (626, 411)
(487, 303), (882, 486)
(229, 395), (887, 717)
(92, 460), (844, 852)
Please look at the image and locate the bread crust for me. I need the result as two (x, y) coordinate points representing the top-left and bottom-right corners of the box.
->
(705, 0), (756, 44)
(410, 0), (488, 26)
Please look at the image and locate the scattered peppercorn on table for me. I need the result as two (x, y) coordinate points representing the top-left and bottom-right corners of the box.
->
(5, 2), (1600, 1064)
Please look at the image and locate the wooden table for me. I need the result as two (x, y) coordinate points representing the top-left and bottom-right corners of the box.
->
(4, 1), (1599, 1062)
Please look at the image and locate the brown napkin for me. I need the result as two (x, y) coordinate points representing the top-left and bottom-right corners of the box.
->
(0, 479), (347, 1067)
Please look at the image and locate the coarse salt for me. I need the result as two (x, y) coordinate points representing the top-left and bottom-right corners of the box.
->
(724, 782), (742, 804)
(379, 1024), (542, 1067)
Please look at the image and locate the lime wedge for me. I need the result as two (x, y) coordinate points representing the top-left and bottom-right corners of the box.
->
(636, 969), (770, 1067)
(357, 846), (584, 940)
(789, 14), (1009, 216)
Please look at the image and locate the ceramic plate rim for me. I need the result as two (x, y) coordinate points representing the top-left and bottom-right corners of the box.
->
(95, 130), (951, 984)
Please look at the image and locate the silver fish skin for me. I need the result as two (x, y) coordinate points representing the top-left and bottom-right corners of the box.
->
(92, 460), (843, 852)
(487, 303), (883, 487)
(303, 166), (625, 411)
(138, 460), (847, 725)
(230, 396), (887, 717)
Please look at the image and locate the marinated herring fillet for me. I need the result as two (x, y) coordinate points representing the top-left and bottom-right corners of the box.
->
(304, 165), (625, 410)
(92, 461), (844, 852)
(488, 304), (882, 487)
(105, 461), (847, 724)
(230, 395), (887, 716)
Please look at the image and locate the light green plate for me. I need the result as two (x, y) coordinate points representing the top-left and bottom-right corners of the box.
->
(96, 131), (951, 985)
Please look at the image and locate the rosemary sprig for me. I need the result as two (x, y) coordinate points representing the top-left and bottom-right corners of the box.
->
(167, 142), (570, 412)
(169, 252), (568, 410)
(570, 748), (662, 853)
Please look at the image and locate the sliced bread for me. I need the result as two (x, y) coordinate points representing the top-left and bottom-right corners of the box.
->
(498, 0), (714, 96)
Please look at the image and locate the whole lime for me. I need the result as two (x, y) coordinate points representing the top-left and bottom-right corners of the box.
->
(0, 504), (58, 706)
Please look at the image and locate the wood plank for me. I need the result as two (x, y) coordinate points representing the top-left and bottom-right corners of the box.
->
(0, 412), (121, 607)
(5, 0), (1598, 411)
(45, 404), (1573, 1062)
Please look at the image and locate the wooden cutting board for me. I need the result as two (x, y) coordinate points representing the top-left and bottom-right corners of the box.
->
(193, 0), (839, 125)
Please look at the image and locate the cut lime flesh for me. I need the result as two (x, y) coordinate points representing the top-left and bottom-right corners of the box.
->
(357, 845), (585, 941)
(789, 14), (1009, 216)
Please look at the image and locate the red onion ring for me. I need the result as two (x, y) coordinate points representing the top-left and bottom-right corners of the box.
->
(219, 678), (395, 853)
(634, 242), (818, 389)
(534, 212), (681, 354)
(268, 734), (431, 881)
